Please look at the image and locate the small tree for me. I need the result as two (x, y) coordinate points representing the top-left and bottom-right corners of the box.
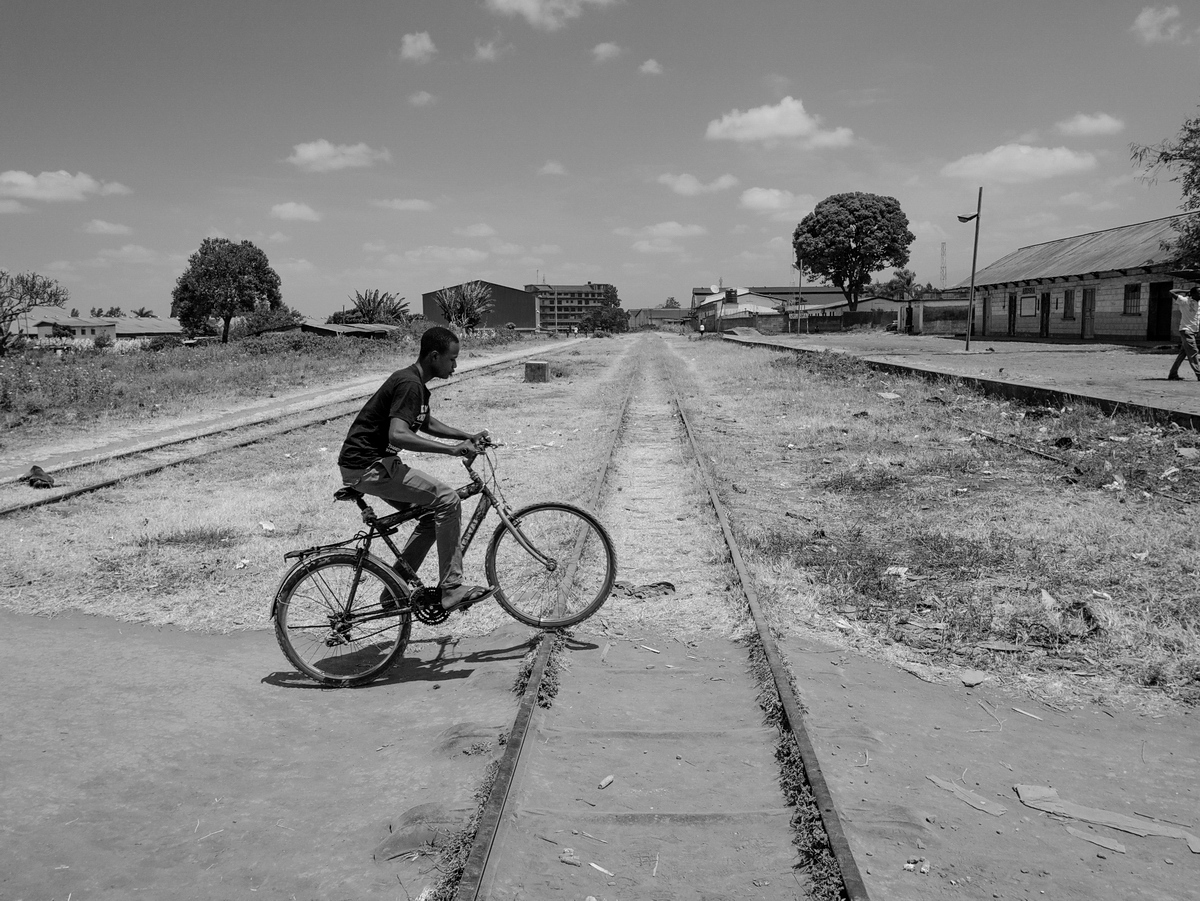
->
(793, 192), (915, 311)
(104, 306), (123, 318)
(131, 307), (157, 318)
(171, 238), (282, 342)
(330, 289), (409, 325)
(0, 270), (70, 355)
(664, 296), (680, 309)
(1132, 107), (1200, 267)
(234, 300), (304, 338)
(434, 281), (494, 332)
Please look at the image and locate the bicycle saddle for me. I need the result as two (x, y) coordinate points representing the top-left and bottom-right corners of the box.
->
(334, 486), (363, 502)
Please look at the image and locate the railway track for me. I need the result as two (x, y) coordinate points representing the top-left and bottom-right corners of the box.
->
(446, 337), (865, 900)
(0, 345), (578, 518)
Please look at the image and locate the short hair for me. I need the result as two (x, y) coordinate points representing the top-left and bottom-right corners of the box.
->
(419, 325), (459, 358)
(1191, 286), (1200, 299)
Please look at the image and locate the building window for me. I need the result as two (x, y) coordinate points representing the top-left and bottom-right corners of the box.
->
(1123, 283), (1142, 315)
(1063, 288), (1075, 320)
(1019, 291), (1037, 317)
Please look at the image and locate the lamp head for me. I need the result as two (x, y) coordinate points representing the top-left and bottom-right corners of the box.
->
(957, 214), (978, 223)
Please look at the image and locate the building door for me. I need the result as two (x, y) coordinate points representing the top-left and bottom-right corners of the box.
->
(1007, 293), (1017, 336)
(1039, 292), (1051, 338)
(1080, 288), (1096, 339)
(1147, 281), (1175, 341)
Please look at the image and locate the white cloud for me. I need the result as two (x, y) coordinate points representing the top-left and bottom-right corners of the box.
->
(402, 245), (489, 264)
(1057, 191), (1119, 212)
(639, 59), (663, 75)
(1055, 112), (1125, 136)
(266, 231), (291, 244)
(455, 223), (497, 237)
(286, 140), (391, 172)
(490, 240), (524, 255)
(0, 199), (29, 214)
(631, 239), (684, 254)
(532, 243), (561, 254)
(97, 244), (157, 265)
(474, 36), (512, 61)
(657, 172), (739, 196)
(739, 187), (815, 221)
(276, 258), (314, 273)
(1131, 6), (1184, 44)
(705, 96), (853, 147)
(372, 198), (434, 211)
(409, 91), (436, 107)
(940, 144), (1098, 183)
(614, 221), (707, 239)
(0, 170), (130, 202)
(400, 31), (437, 63)
(484, 0), (619, 32)
(270, 202), (321, 222)
(592, 42), (621, 63)
(538, 160), (566, 176)
(84, 219), (132, 235)
(363, 241), (389, 254)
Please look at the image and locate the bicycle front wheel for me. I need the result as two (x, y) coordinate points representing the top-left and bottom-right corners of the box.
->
(485, 502), (616, 628)
(273, 551), (411, 687)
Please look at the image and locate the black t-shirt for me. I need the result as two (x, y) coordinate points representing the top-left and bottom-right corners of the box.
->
(338, 363), (430, 469)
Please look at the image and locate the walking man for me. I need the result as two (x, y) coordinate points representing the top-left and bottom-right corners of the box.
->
(337, 326), (494, 612)
(1167, 285), (1200, 381)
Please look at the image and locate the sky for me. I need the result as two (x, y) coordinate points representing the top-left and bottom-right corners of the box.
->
(3, 0), (1199, 318)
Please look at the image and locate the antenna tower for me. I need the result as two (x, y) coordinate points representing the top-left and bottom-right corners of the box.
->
(940, 243), (947, 291)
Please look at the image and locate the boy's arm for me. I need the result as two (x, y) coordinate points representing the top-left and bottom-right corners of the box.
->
(388, 418), (477, 456)
(424, 414), (488, 444)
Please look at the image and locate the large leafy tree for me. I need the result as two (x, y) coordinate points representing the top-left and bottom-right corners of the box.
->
(793, 192), (915, 310)
(171, 238), (282, 342)
(328, 289), (409, 325)
(1131, 108), (1200, 267)
(434, 281), (494, 332)
(0, 269), (70, 355)
(663, 296), (680, 309)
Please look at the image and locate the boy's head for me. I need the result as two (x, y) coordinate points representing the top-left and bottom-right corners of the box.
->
(1191, 286), (1200, 300)
(419, 325), (461, 379)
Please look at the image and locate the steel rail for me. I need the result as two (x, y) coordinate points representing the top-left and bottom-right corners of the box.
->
(452, 363), (637, 901)
(666, 353), (872, 901)
(0, 349), (569, 519)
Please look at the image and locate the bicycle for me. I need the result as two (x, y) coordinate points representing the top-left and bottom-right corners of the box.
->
(270, 441), (617, 687)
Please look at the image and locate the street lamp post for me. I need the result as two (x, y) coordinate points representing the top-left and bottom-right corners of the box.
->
(957, 187), (983, 352)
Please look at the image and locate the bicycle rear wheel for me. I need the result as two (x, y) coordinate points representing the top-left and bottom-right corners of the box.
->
(485, 502), (616, 628)
(273, 551), (411, 687)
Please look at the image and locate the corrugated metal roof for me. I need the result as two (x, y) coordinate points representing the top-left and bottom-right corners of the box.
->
(964, 215), (1195, 288)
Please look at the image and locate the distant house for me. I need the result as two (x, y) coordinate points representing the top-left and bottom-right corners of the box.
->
(9, 307), (183, 341)
(112, 316), (184, 339)
(265, 317), (405, 339)
(421, 281), (539, 331)
(628, 308), (688, 329)
(962, 214), (1200, 343)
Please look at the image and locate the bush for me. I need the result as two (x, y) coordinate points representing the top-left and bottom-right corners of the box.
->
(93, 333), (113, 350)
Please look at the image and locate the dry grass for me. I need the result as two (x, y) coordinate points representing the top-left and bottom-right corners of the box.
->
(668, 337), (1200, 709)
(0, 341), (631, 639)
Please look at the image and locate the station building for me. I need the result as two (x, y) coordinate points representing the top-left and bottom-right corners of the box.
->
(964, 214), (1200, 343)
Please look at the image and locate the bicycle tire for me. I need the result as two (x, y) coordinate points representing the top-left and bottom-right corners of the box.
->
(485, 502), (616, 629)
(273, 551), (412, 687)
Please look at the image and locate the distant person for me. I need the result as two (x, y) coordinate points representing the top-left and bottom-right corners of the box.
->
(1167, 286), (1200, 382)
(698, 323), (705, 339)
(337, 325), (493, 612)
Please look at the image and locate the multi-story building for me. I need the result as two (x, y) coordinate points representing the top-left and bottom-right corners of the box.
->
(524, 282), (619, 333)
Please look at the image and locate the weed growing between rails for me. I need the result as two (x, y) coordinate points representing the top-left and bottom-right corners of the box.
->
(0, 340), (630, 632)
(744, 635), (846, 901)
(512, 630), (569, 707)
(671, 338), (1200, 708)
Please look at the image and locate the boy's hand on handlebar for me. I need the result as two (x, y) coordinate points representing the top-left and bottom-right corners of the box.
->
(450, 439), (479, 458)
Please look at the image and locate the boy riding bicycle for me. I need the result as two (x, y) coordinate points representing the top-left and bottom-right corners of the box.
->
(337, 325), (494, 612)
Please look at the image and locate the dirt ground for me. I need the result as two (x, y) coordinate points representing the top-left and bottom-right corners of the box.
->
(4, 333), (1199, 900)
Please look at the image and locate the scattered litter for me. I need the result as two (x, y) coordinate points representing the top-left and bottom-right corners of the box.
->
(22, 465), (55, 489)
(903, 856), (926, 873)
(1014, 785), (1200, 852)
(977, 640), (1022, 652)
(600, 642), (612, 664)
(960, 670), (989, 688)
(559, 848), (582, 867)
(1161, 467), (1181, 479)
(589, 862), (614, 877)
(928, 775), (1007, 816)
(878, 392), (901, 399)
(640, 644), (660, 654)
(259, 521), (275, 533)
(597, 775), (614, 790)
(1176, 447), (1200, 460)
(1066, 826), (1126, 853)
(235, 558), (250, 570)
(581, 831), (608, 844)
(1092, 590), (1112, 602)
(1011, 707), (1043, 721)
(1131, 551), (1150, 561)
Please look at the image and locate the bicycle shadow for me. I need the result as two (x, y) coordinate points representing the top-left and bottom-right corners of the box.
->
(261, 634), (540, 690)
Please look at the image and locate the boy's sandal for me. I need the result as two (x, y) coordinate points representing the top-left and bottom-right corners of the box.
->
(442, 586), (496, 613)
